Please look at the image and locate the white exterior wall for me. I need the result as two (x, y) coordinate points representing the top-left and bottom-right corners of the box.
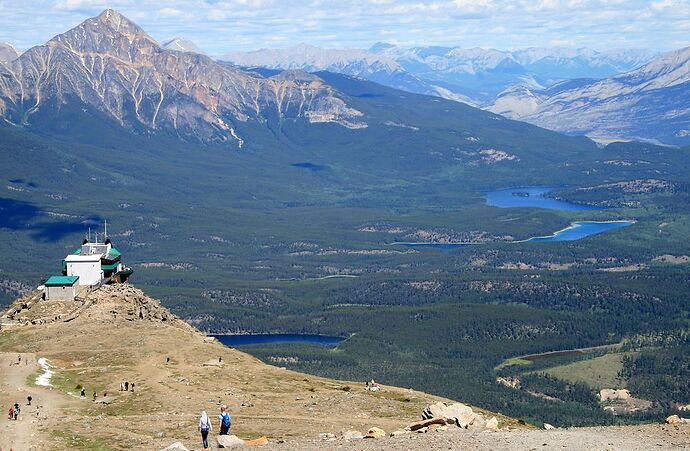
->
(66, 257), (103, 286)
(46, 285), (77, 301)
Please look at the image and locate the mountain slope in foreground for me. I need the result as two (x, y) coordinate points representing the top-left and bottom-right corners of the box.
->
(0, 284), (513, 450)
(1, 285), (687, 450)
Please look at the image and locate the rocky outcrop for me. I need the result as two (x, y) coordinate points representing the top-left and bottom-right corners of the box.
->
(421, 401), (499, 431)
(0, 10), (365, 146)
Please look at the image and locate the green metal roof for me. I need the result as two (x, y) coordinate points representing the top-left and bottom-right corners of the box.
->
(73, 248), (82, 255)
(45, 275), (79, 286)
(109, 248), (121, 258)
(101, 262), (119, 271)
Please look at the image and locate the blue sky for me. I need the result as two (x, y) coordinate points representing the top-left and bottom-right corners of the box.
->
(0, 0), (688, 54)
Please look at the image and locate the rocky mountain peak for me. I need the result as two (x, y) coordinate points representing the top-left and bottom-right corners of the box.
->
(0, 10), (365, 146)
(49, 8), (158, 57)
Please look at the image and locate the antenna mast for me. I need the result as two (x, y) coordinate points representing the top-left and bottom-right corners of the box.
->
(104, 219), (108, 240)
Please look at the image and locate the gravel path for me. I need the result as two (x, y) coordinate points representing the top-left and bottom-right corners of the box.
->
(265, 424), (690, 450)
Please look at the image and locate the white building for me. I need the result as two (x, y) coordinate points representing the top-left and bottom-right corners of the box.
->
(65, 254), (103, 286)
(45, 275), (79, 300)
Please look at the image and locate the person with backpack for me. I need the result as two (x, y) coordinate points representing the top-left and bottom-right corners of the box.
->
(218, 405), (231, 435)
(198, 411), (212, 449)
(27, 395), (32, 406)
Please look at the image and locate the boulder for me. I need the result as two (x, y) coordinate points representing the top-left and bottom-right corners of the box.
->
(390, 430), (410, 437)
(467, 415), (486, 431)
(245, 436), (268, 446)
(217, 435), (246, 448)
(342, 430), (364, 441)
(408, 417), (447, 431)
(544, 423), (555, 430)
(456, 412), (479, 429)
(422, 402), (447, 419)
(423, 401), (474, 423)
(666, 415), (681, 424)
(485, 416), (499, 430)
(159, 443), (189, 451)
(665, 415), (689, 424)
(443, 403), (473, 419)
(365, 427), (386, 439)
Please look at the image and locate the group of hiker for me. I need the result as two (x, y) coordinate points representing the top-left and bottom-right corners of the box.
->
(6, 395), (33, 421)
(7, 402), (20, 420)
(197, 405), (232, 449)
(119, 381), (135, 392)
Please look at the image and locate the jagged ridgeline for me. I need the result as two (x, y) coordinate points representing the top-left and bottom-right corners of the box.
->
(0, 9), (365, 146)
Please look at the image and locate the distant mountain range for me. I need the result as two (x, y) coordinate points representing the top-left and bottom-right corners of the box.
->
(1, 11), (689, 147)
(222, 43), (657, 104)
(489, 47), (690, 145)
(222, 43), (478, 105)
(0, 10), (364, 146)
(221, 42), (690, 146)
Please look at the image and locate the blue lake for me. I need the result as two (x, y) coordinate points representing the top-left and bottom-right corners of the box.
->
(393, 221), (635, 249)
(213, 334), (344, 347)
(485, 187), (600, 211)
(523, 221), (634, 243)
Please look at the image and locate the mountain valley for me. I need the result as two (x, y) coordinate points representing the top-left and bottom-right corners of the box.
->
(0, 9), (689, 444)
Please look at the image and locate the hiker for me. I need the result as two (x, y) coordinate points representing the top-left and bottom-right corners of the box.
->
(198, 411), (212, 449)
(119, 382), (124, 391)
(218, 405), (231, 435)
(17, 354), (21, 364)
(219, 357), (223, 363)
(130, 383), (135, 392)
(27, 395), (32, 406)
(92, 391), (97, 402)
(13, 403), (19, 420)
(80, 388), (86, 398)
(166, 357), (170, 364)
(8, 405), (14, 420)
(124, 381), (129, 391)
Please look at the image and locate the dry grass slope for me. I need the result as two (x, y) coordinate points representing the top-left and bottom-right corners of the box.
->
(1, 284), (518, 450)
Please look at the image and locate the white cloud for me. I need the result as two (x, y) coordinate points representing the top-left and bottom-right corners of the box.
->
(0, 0), (684, 54)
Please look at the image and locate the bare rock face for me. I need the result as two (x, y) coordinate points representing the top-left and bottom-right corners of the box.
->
(0, 9), (365, 146)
